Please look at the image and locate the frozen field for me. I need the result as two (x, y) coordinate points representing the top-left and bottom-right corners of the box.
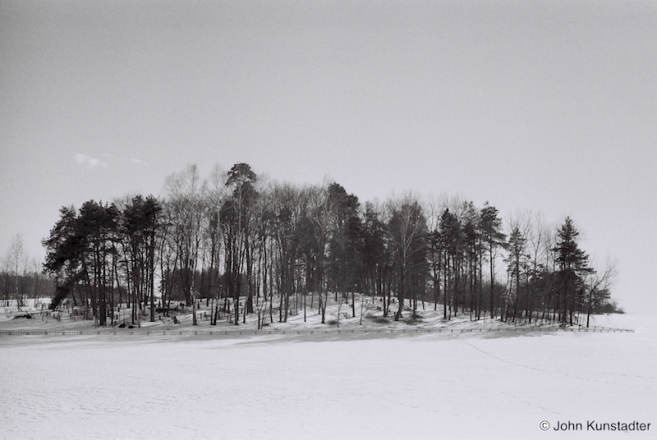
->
(1, 313), (655, 440)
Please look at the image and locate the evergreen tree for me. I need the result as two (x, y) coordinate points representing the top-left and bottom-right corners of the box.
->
(553, 217), (593, 325)
(362, 202), (394, 317)
(480, 203), (506, 319)
(504, 225), (529, 323)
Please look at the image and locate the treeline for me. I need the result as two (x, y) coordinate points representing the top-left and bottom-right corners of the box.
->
(42, 163), (619, 328)
(1, 234), (55, 309)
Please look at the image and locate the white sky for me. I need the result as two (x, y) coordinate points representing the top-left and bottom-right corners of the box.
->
(1, 0), (655, 312)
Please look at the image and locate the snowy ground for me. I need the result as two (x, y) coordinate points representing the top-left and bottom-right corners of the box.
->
(0, 295), (637, 333)
(0, 305), (654, 440)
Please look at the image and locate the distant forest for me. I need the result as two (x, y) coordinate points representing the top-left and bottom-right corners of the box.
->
(35, 163), (620, 329)
(0, 235), (55, 310)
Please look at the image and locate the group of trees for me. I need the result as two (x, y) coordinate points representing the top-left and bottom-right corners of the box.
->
(42, 196), (161, 326)
(1, 234), (55, 309)
(41, 163), (619, 328)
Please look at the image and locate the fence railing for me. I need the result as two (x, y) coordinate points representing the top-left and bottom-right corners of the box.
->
(0, 325), (635, 337)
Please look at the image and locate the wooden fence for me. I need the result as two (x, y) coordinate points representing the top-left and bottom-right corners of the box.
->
(0, 325), (634, 337)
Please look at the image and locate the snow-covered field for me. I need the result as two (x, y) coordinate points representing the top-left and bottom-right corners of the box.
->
(0, 311), (654, 440)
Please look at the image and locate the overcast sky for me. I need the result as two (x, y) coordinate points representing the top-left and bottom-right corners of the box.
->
(1, 0), (655, 312)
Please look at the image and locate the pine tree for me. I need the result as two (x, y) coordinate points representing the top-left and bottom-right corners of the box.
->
(480, 203), (506, 319)
(552, 217), (593, 325)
